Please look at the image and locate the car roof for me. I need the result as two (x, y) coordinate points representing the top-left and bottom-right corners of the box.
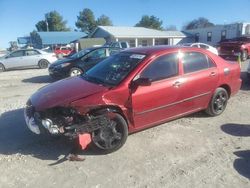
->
(122, 45), (189, 55)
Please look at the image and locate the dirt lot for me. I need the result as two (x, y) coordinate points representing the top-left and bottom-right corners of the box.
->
(0, 61), (250, 188)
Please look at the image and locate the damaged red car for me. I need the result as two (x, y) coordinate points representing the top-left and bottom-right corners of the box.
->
(24, 46), (242, 153)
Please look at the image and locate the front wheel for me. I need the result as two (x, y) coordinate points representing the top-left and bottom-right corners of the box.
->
(205, 87), (228, 116)
(91, 113), (128, 154)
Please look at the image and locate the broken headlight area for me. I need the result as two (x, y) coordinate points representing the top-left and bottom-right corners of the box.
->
(25, 103), (112, 138)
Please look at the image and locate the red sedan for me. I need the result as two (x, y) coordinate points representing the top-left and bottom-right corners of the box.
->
(24, 46), (242, 153)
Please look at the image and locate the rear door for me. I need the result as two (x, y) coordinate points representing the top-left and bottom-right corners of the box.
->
(178, 51), (219, 111)
(23, 50), (41, 66)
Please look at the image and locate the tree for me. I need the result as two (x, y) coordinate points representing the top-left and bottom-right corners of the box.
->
(35, 11), (70, 32)
(135, 15), (163, 30)
(96, 15), (113, 26)
(165, 25), (177, 31)
(30, 30), (42, 48)
(75, 8), (96, 34)
(35, 20), (47, 32)
(183, 17), (215, 30)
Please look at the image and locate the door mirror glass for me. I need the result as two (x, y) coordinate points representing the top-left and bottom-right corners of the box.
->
(132, 77), (151, 87)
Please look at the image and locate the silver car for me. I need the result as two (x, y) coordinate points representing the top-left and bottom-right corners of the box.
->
(0, 49), (57, 72)
(180, 43), (219, 55)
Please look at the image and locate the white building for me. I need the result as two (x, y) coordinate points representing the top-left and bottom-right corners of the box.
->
(184, 22), (250, 45)
(90, 26), (186, 47)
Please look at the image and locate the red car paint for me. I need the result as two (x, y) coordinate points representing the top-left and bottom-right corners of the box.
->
(54, 46), (73, 56)
(218, 37), (250, 59)
(30, 46), (242, 133)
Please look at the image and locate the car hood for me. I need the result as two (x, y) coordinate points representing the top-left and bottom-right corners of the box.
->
(30, 76), (107, 111)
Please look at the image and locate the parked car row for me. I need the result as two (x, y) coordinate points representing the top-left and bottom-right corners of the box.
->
(24, 46), (242, 153)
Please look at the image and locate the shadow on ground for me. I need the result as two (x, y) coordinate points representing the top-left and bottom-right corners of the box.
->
(0, 108), (101, 165)
(221, 123), (250, 179)
(221, 123), (250, 137)
(234, 150), (250, 179)
(22, 75), (54, 84)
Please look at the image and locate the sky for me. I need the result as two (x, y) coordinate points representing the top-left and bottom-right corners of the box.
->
(0, 0), (250, 49)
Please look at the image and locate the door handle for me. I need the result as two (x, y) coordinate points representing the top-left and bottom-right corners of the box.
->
(173, 81), (181, 87)
(210, 72), (216, 76)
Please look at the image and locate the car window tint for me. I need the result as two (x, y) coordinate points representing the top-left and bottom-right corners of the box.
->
(90, 49), (106, 58)
(141, 53), (178, 82)
(182, 52), (214, 74)
(9, 51), (24, 58)
(192, 44), (199, 48)
(200, 44), (209, 49)
(25, 50), (39, 56)
(109, 49), (121, 56)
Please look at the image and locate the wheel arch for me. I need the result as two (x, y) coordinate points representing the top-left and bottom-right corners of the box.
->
(218, 84), (231, 98)
(38, 58), (49, 63)
(89, 105), (129, 126)
(0, 62), (5, 67)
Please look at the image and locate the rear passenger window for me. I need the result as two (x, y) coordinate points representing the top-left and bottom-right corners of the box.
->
(182, 52), (215, 74)
(141, 53), (178, 82)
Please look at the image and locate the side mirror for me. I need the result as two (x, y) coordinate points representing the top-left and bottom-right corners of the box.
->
(132, 77), (151, 87)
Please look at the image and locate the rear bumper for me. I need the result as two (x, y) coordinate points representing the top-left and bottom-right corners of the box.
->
(231, 78), (242, 96)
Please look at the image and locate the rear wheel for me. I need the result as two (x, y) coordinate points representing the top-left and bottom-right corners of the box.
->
(91, 113), (128, 154)
(241, 50), (248, 61)
(69, 67), (83, 77)
(38, 60), (49, 69)
(205, 87), (228, 116)
(0, 63), (5, 72)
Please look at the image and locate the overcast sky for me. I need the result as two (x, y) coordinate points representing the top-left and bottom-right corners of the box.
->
(1, 0), (250, 49)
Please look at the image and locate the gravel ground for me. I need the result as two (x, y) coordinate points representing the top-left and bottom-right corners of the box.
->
(0, 61), (249, 188)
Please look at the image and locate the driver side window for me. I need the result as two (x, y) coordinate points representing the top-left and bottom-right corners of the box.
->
(140, 53), (179, 82)
(9, 50), (24, 58)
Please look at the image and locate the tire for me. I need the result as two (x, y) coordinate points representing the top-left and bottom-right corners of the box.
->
(38, 60), (49, 69)
(0, 63), (5, 72)
(205, 87), (228, 116)
(91, 113), (128, 154)
(69, 67), (83, 77)
(241, 50), (248, 61)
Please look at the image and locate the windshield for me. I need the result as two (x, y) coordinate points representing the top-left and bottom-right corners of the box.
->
(82, 52), (146, 86)
(70, 48), (91, 59)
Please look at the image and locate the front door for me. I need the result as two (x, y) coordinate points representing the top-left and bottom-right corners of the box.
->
(4, 50), (25, 69)
(131, 52), (184, 129)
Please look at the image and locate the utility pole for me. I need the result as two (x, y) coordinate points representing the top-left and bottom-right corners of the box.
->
(45, 18), (49, 32)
